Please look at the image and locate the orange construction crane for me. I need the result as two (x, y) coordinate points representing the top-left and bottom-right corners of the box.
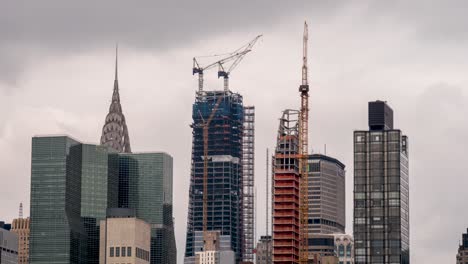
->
(199, 96), (224, 235)
(299, 21), (310, 264)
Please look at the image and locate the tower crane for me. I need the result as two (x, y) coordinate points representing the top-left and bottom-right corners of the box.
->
(198, 95), (224, 237)
(218, 35), (262, 91)
(299, 21), (310, 264)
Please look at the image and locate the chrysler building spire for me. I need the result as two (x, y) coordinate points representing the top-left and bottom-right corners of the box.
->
(100, 46), (132, 153)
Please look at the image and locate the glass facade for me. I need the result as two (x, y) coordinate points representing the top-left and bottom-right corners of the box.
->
(353, 128), (409, 264)
(185, 91), (244, 262)
(119, 153), (176, 264)
(29, 137), (177, 264)
(30, 136), (87, 263)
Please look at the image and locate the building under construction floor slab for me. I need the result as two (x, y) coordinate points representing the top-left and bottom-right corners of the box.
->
(273, 110), (301, 264)
(185, 90), (245, 263)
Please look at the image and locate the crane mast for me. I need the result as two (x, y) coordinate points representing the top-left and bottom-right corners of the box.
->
(299, 21), (310, 264)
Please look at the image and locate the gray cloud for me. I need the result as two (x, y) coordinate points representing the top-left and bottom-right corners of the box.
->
(1, 1), (468, 263)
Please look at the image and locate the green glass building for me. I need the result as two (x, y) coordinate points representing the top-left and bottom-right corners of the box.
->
(30, 136), (88, 263)
(119, 153), (176, 264)
(30, 136), (176, 264)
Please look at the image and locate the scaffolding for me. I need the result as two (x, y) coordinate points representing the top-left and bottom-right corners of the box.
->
(185, 90), (245, 263)
(273, 110), (301, 264)
(242, 106), (255, 262)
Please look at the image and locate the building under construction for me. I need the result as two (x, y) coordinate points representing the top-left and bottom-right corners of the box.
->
(185, 90), (254, 263)
(273, 22), (310, 264)
(272, 110), (301, 264)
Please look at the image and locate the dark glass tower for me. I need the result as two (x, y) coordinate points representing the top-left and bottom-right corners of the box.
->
(119, 153), (176, 264)
(184, 90), (244, 262)
(353, 101), (410, 264)
(30, 136), (87, 263)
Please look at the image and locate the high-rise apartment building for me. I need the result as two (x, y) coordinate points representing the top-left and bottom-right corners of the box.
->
(273, 109), (300, 264)
(11, 217), (30, 264)
(456, 229), (468, 264)
(99, 209), (151, 264)
(0, 227), (18, 264)
(353, 101), (409, 264)
(185, 90), (247, 262)
(256, 235), (272, 264)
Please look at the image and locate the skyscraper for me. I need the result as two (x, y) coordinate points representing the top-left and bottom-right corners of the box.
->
(184, 90), (245, 262)
(307, 154), (345, 235)
(29, 136), (176, 264)
(100, 47), (131, 153)
(353, 101), (409, 264)
(118, 153), (176, 264)
(456, 229), (468, 264)
(273, 109), (300, 264)
(11, 217), (30, 264)
(29, 136), (88, 263)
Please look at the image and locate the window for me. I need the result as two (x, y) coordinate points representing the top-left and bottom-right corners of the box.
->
(110, 247), (114, 257)
(121, 246), (126, 257)
(116, 247), (120, 257)
(127, 247), (132, 257)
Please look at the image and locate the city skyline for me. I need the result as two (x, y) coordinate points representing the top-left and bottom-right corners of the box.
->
(2, 1), (468, 263)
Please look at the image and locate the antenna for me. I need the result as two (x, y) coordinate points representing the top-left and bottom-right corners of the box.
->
(19, 202), (23, 218)
(266, 148), (269, 236)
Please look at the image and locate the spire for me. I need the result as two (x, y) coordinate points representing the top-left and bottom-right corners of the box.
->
(19, 202), (23, 218)
(115, 44), (118, 82)
(100, 46), (132, 153)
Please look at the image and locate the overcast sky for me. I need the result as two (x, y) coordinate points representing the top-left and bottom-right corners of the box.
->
(1, 1), (468, 263)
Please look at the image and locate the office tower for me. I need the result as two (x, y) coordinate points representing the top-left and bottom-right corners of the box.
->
(334, 234), (354, 264)
(185, 90), (245, 262)
(29, 136), (87, 263)
(273, 109), (300, 264)
(456, 229), (468, 264)
(0, 227), (18, 264)
(99, 208), (151, 264)
(256, 236), (272, 264)
(119, 153), (176, 264)
(353, 101), (409, 264)
(242, 106), (255, 263)
(100, 48), (131, 153)
(30, 136), (118, 263)
(11, 217), (30, 264)
(81, 144), (119, 264)
(307, 154), (345, 235)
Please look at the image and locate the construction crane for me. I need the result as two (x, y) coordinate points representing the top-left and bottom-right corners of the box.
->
(218, 35), (262, 91)
(199, 95), (224, 236)
(299, 21), (310, 264)
(193, 54), (235, 93)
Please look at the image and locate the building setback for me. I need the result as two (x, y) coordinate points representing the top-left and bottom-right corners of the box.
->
(353, 101), (409, 264)
(185, 90), (245, 262)
(11, 217), (30, 264)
